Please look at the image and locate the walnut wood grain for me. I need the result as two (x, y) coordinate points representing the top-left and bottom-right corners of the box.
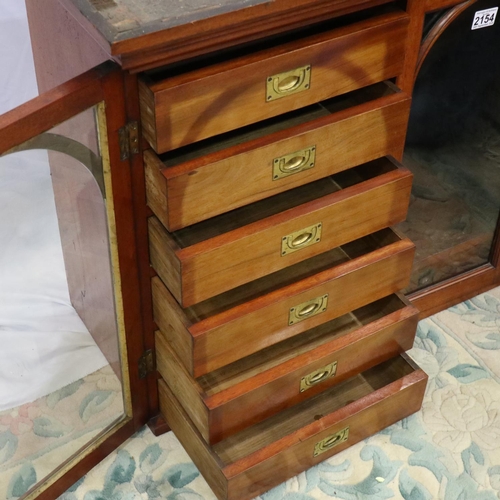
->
(149, 157), (413, 306)
(139, 8), (409, 152)
(156, 294), (419, 443)
(145, 82), (411, 230)
(159, 355), (427, 500)
(153, 228), (416, 376)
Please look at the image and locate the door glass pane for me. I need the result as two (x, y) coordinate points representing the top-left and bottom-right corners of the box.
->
(0, 105), (128, 498)
(398, 0), (500, 293)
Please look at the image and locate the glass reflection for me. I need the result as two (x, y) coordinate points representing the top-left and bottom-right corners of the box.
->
(0, 106), (125, 497)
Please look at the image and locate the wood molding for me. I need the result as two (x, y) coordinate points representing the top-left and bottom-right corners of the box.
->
(61, 0), (399, 72)
(425, 0), (468, 12)
(409, 264), (500, 318)
(417, 0), (477, 76)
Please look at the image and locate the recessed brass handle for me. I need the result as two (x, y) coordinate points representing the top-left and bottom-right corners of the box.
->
(278, 75), (302, 93)
(313, 427), (350, 457)
(300, 361), (337, 392)
(291, 232), (313, 248)
(309, 370), (329, 383)
(289, 294), (328, 325)
(284, 155), (306, 172)
(298, 303), (319, 317)
(266, 65), (311, 101)
(273, 146), (316, 180)
(282, 223), (322, 256)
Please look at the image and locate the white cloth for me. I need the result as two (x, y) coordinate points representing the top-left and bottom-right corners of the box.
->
(0, 3), (109, 410)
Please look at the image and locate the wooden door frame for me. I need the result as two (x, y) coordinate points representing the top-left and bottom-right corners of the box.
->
(0, 62), (150, 499)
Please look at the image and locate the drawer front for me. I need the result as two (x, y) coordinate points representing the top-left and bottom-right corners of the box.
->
(155, 295), (419, 444)
(152, 230), (416, 376)
(146, 90), (411, 230)
(140, 10), (410, 153)
(159, 355), (427, 500)
(149, 160), (413, 306)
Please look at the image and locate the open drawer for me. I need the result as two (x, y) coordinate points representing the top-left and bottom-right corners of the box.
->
(149, 156), (413, 306)
(156, 293), (419, 444)
(152, 227), (415, 376)
(145, 82), (411, 230)
(139, 6), (410, 153)
(159, 354), (427, 500)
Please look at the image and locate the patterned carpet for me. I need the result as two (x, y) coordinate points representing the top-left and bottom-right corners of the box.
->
(0, 366), (123, 500)
(7, 287), (500, 500)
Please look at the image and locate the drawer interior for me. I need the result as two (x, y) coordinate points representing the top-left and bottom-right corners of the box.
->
(171, 157), (399, 248)
(185, 227), (403, 321)
(158, 81), (399, 169)
(212, 355), (417, 463)
(198, 294), (410, 395)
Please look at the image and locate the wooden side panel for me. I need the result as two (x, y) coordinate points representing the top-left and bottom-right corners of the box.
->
(176, 168), (413, 305)
(144, 150), (170, 229)
(25, 0), (120, 371)
(139, 81), (159, 152)
(189, 238), (415, 375)
(155, 333), (209, 441)
(154, 94), (411, 230)
(26, 0), (109, 93)
(158, 380), (228, 500)
(50, 153), (121, 376)
(142, 12), (409, 152)
(149, 218), (183, 301)
(152, 277), (193, 374)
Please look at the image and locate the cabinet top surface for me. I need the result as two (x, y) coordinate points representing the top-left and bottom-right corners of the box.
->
(70, 0), (270, 42)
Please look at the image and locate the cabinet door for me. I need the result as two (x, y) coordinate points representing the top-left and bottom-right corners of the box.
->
(0, 62), (149, 499)
(399, 0), (500, 316)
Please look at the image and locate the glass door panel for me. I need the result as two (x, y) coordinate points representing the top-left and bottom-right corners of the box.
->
(398, 0), (500, 293)
(0, 103), (130, 498)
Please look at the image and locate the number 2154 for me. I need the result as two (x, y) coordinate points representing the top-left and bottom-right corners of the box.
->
(472, 7), (498, 30)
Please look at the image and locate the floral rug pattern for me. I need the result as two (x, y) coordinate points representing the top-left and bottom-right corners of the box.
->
(8, 287), (500, 500)
(0, 365), (123, 500)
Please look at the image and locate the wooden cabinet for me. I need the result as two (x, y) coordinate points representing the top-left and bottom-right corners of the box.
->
(4, 0), (499, 498)
(142, 7), (425, 497)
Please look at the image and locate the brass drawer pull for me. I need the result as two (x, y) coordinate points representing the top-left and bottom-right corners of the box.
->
(281, 223), (322, 256)
(284, 156), (306, 172)
(298, 303), (319, 316)
(292, 232), (313, 247)
(313, 427), (350, 457)
(279, 75), (302, 92)
(289, 294), (328, 325)
(273, 146), (316, 180)
(300, 361), (337, 392)
(266, 65), (311, 101)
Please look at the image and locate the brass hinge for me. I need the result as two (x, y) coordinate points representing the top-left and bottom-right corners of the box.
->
(138, 349), (155, 379)
(118, 120), (139, 160)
